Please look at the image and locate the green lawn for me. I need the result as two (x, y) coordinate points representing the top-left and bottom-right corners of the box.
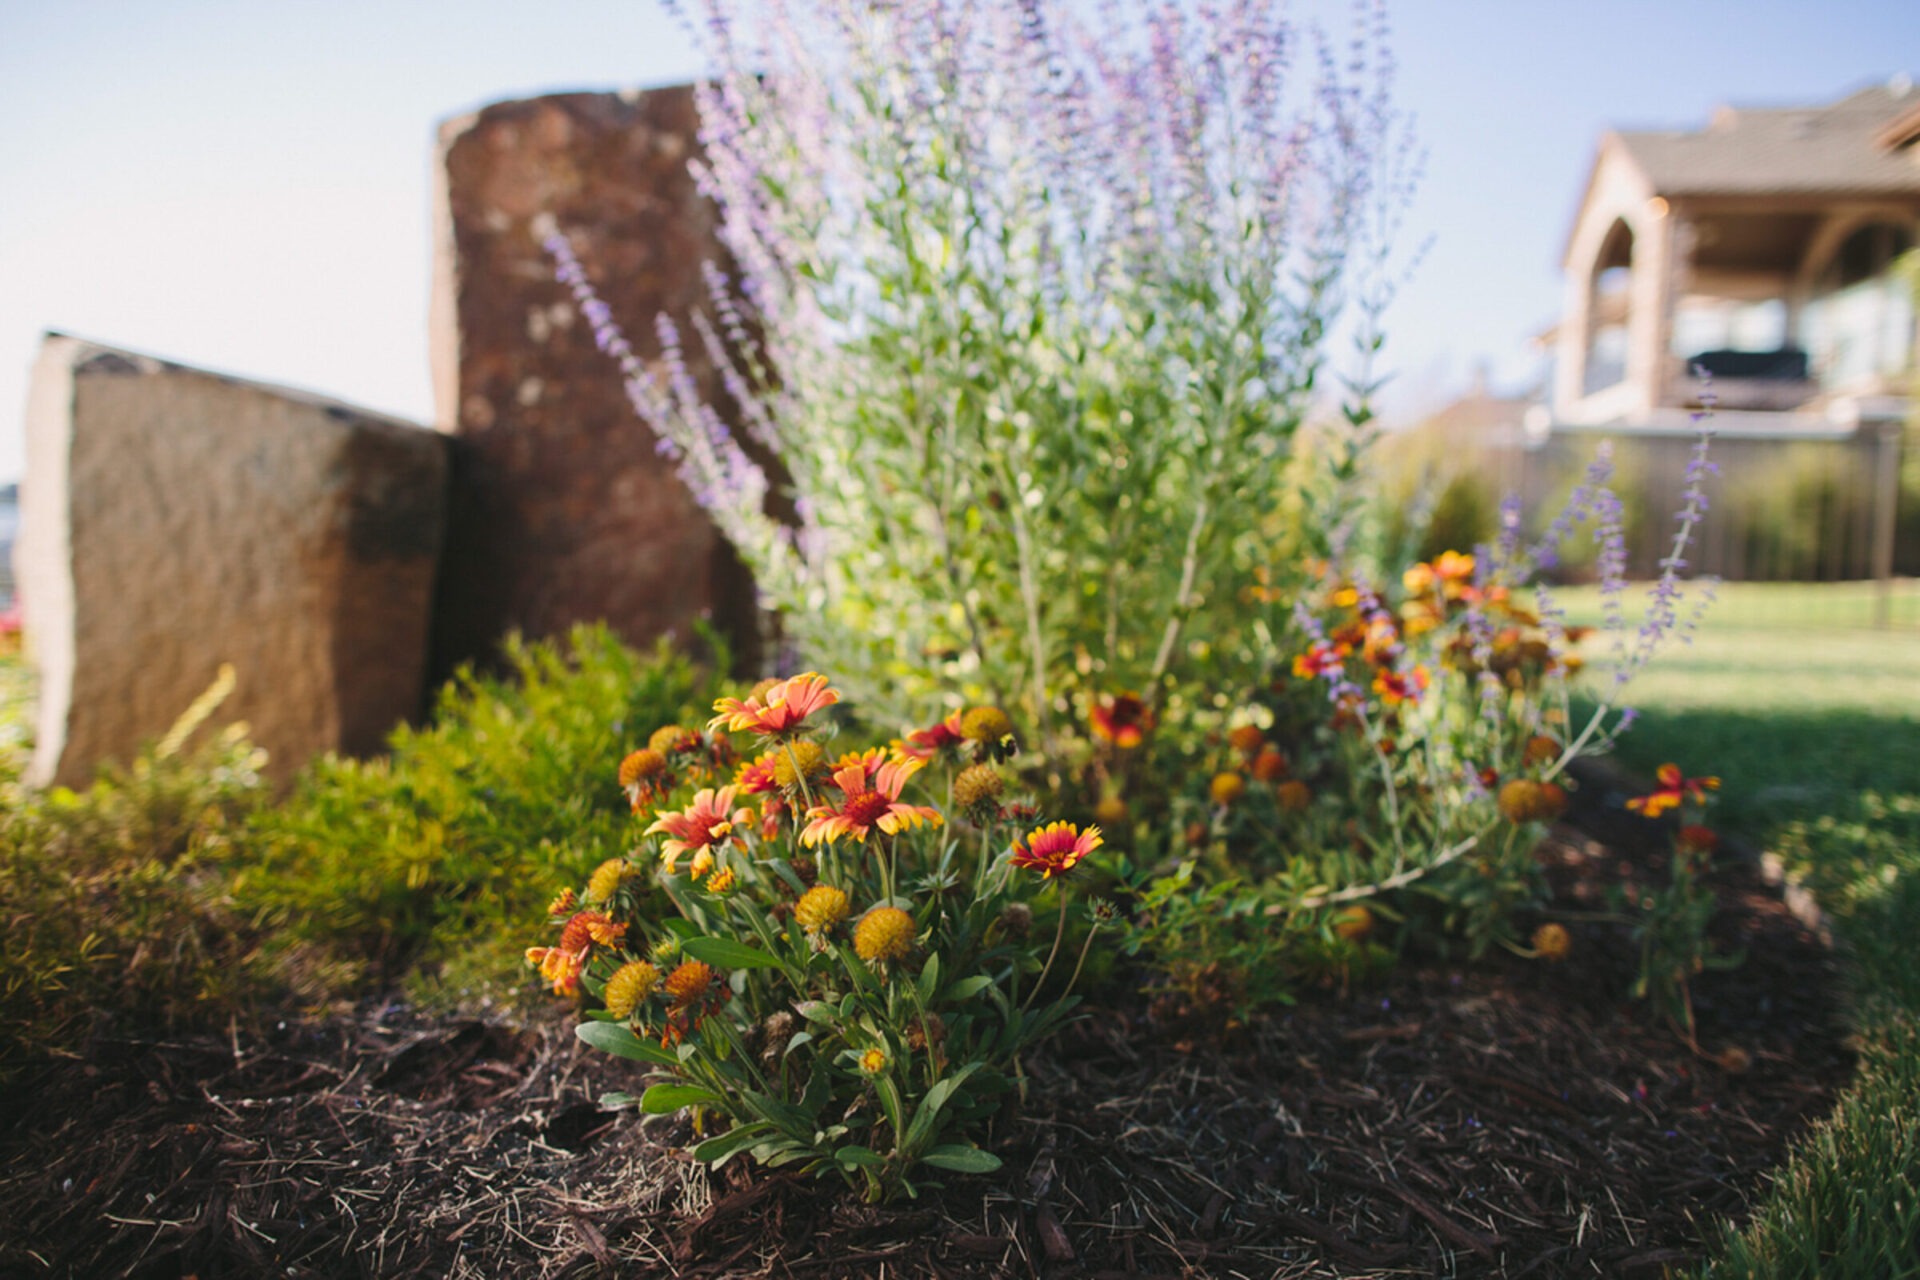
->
(1556, 581), (1920, 1278)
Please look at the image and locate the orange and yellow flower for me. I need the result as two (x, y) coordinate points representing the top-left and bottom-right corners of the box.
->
(1011, 821), (1103, 880)
(1372, 664), (1430, 706)
(1626, 764), (1720, 818)
(898, 709), (965, 760)
(1090, 693), (1153, 749)
(734, 751), (780, 795)
(526, 909), (627, 997)
(801, 757), (942, 846)
(709, 672), (840, 738)
(1292, 641), (1348, 680)
(646, 786), (743, 873)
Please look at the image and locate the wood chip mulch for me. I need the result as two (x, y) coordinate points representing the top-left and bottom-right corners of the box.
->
(0, 774), (1853, 1278)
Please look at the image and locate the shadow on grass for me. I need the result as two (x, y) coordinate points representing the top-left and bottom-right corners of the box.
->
(1620, 708), (1920, 1278)
(1606, 706), (1919, 846)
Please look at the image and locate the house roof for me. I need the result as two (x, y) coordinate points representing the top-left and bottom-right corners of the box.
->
(1610, 80), (1920, 199)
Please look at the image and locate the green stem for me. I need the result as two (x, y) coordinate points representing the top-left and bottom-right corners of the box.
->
(1062, 922), (1102, 999)
(1020, 894), (1070, 1015)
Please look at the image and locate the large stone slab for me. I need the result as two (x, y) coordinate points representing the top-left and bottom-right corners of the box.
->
(429, 86), (759, 684)
(15, 335), (447, 787)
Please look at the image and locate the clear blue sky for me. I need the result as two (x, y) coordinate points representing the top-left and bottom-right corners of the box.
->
(1, 0), (1915, 482)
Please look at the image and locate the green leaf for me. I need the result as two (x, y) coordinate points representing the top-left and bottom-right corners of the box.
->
(835, 1144), (887, 1169)
(916, 952), (941, 1006)
(663, 918), (700, 940)
(683, 936), (783, 970)
(575, 1021), (677, 1066)
(941, 975), (994, 1003)
(906, 1061), (981, 1151)
(784, 1030), (815, 1058)
(640, 1083), (723, 1114)
(691, 1122), (777, 1165)
(795, 1000), (840, 1025)
(920, 1145), (1002, 1173)
(598, 1091), (640, 1109)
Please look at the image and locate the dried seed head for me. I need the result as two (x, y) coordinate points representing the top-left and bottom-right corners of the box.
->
(649, 725), (700, 755)
(603, 961), (661, 1019)
(1532, 923), (1571, 961)
(953, 763), (1005, 811)
(619, 748), (667, 788)
(904, 1013), (947, 1051)
(960, 706), (1013, 743)
(794, 884), (852, 934)
(771, 740), (827, 788)
(1332, 905), (1373, 941)
(1252, 746), (1289, 782)
(853, 906), (916, 963)
(1277, 780), (1312, 813)
(584, 858), (628, 905)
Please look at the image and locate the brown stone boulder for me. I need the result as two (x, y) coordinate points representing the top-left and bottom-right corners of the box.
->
(14, 334), (447, 787)
(428, 86), (759, 685)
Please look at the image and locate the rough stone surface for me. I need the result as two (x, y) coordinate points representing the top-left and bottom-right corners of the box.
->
(14, 334), (447, 787)
(429, 86), (758, 685)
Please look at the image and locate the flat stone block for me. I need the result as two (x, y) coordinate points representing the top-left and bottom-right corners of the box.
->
(429, 85), (758, 684)
(15, 334), (447, 787)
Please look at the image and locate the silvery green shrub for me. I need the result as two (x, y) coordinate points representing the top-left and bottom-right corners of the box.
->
(552, 0), (1413, 743)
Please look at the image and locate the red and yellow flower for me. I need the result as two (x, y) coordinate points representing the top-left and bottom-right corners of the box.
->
(1372, 664), (1429, 706)
(525, 909), (627, 996)
(800, 757), (942, 846)
(1011, 821), (1103, 880)
(1626, 764), (1720, 818)
(898, 709), (965, 760)
(1292, 641), (1348, 680)
(1090, 692), (1153, 749)
(733, 751), (780, 795)
(646, 786), (744, 874)
(709, 672), (840, 738)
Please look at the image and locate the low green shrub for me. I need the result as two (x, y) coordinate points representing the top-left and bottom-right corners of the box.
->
(0, 668), (268, 1075)
(533, 674), (1098, 1202)
(240, 625), (725, 1006)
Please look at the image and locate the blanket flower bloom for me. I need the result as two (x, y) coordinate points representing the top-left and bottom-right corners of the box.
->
(1372, 665), (1430, 706)
(647, 786), (742, 873)
(709, 672), (840, 738)
(1090, 693), (1152, 749)
(801, 757), (942, 845)
(1292, 642), (1349, 680)
(1011, 821), (1102, 880)
(1626, 764), (1720, 818)
(898, 709), (965, 760)
(734, 751), (780, 794)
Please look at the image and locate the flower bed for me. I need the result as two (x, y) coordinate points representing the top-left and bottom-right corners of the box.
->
(0, 781), (1848, 1277)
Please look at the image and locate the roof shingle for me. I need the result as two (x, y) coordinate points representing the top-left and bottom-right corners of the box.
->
(1613, 82), (1920, 198)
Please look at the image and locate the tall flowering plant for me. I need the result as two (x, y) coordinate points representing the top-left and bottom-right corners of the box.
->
(1118, 424), (1724, 1014)
(528, 674), (1106, 1201)
(549, 0), (1412, 741)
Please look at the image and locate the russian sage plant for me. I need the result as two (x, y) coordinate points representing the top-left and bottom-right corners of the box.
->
(550, 0), (1412, 742)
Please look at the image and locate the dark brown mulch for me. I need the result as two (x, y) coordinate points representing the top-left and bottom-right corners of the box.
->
(0, 781), (1852, 1279)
